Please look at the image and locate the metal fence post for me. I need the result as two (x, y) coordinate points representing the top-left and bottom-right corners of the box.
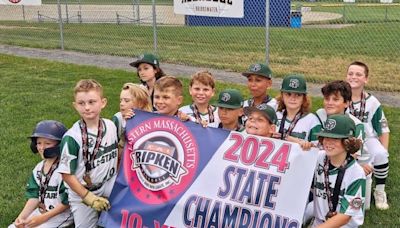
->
(265, 0), (270, 65)
(152, 0), (157, 54)
(137, 0), (141, 25)
(57, 0), (64, 50)
(65, 0), (69, 23)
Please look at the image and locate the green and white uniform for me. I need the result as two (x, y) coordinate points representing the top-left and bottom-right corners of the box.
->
(312, 151), (366, 228)
(58, 118), (118, 228)
(276, 111), (321, 144)
(9, 161), (73, 228)
(112, 112), (125, 141)
(179, 104), (220, 127)
(243, 97), (278, 111)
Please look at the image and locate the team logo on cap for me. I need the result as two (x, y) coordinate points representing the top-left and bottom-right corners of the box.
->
(289, 79), (300, 89)
(250, 64), (262, 72)
(138, 54), (144, 60)
(124, 117), (199, 204)
(325, 119), (336, 131)
(221, 93), (231, 102)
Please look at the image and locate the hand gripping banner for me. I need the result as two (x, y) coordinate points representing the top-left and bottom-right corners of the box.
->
(99, 110), (318, 228)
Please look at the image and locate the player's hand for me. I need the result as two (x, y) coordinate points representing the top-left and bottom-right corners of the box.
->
(82, 191), (111, 211)
(361, 164), (374, 175)
(177, 111), (190, 122)
(298, 140), (314, 151)
(271, 132), (282, 139)
(25, 213), (49, 227)
(14, 217), (26, 228)
(122, 108), (135, 120)
(200, 119), (208, 128)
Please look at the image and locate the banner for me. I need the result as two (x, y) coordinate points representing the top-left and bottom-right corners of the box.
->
(0, 0), (41, 5)
(174, 0), (244, 18)
(99, 110), (318, 228)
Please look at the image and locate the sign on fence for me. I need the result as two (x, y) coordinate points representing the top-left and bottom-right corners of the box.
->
(0, 0), (41, 5)
(99, 110), (318, 228)
(173, 0), (244, 18)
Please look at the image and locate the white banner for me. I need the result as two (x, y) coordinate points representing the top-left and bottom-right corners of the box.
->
(0, 0), (41, 5)
(174, 0), (244, 18)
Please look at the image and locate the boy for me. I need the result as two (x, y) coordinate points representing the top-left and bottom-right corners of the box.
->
(242, 63), (277, 110)
(346, 61), (390, 210)
(212, 89), (245, 131)
(9, 120), (73, 228)
(58, 79), (119, 227)
(244, 105), (277, 137)
(153, 75), (184, 116)
(179, 70), (220, 127)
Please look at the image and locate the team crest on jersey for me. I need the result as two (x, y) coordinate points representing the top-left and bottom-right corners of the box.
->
(350, 197), (363, 210)
(250, 64), (262, 72)
(289, 79), (300, 89)
(325, 119), (336, 131)
(221, 92), (231, 102)
(124, 117), (199, 204)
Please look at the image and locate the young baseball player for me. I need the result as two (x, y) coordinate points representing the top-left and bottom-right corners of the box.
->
(129, 53), (165, 108)
(273, 74), (321, 150)
(179, 70), (220, 127)
(312, 114), (366, 228)
(242, 63), (277, 110)
(58, 79), (119, 228)
(212, 89), (245, 131)
(9, 120), (73, 228)
(153, 75), (184, 117)
(346, 61), (390, 210)
(244, 105), (277, 137)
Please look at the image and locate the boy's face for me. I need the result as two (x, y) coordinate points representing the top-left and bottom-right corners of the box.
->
(218, 107), (243, 126)
(154, 87), (183, 116)
(322, 137), (345, 158)
(247, 75), (272, 98)
(282, 92), (303, 110)
(189, 81), (215, 106)
(245, 111), (275, 137)
(36, 137), (58, 160)
(346, 65), (368, 90)
(323, 93), (348, 115)
(138, 63), (157, 83)
(73, 90), (107, 122)
(120, 89), (139, 112)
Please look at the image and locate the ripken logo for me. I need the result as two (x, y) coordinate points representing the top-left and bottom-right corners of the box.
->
(325, 119), (336, 131)
(289, 79), (300, 89)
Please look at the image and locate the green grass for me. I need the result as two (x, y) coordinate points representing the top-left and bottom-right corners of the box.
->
(0, 53), (399, 227)
(0, 21), (399, 91)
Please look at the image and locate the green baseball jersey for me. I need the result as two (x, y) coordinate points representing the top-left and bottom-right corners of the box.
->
(26, 160), (72, 224)
(58, 118), (118, 199)
(276, 111), (321, 143)
(312, 151), (366, 228)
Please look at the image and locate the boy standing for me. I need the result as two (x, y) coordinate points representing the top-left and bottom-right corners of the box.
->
(58, 79), (119, 227)
(212, 89), (245, 131)
(346, 61), (390, 210)
(179, 70), (220, 127)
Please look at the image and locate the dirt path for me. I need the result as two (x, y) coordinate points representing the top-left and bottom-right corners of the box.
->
(1, 44), (399, 107)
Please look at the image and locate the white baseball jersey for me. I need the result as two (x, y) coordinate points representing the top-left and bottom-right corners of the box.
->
(346, 93), (390, 138)
(243, 97), (278, 111)
(112, 112), (126, 141)
(24, 160), (73, 227)
(58, 118), (118, 202)
(179, 104), (220, 127)
(276, 111), (321, 143)
(312, 151), (366, 228)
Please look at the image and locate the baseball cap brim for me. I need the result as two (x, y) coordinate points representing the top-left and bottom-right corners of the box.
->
(280, 89), (307, 94)
(314, 132), (349, 139)
(214, 103), (242, 109)
(129, 59), (155, 68)
(242, 72), (271, 79)
(244, 107), (274, 124)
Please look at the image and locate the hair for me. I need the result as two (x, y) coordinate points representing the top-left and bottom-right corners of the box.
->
(276, 93), (311, 114)
(190, 70), (216, 89)
(348, 61), (369, 78)
(136, 64), (165, 83)
(154, 75), (183, 96)
(321, 80), (352, 103)
(74, 79), (103, 98)
(121, 83), (152, 112)
(318, 136), (362, 154)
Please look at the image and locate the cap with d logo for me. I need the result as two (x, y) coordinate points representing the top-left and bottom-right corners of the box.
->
(280, 74), (307, 94)
(129, 53), (160, 68)
(315, 114), (356, 139)
(214, 89), (243, 109)
(242, 63), (272, 79)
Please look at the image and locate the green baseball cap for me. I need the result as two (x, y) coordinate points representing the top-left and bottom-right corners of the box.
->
(244, 105), (277, 125)
(280, 74), (307, 94)
(214, 89), (243, 109)
(129, 53), (160, 68)
(242, 63), (272, 79)
(315, 114), (356, 139)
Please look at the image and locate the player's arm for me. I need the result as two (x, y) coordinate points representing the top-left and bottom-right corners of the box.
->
(14, 198), (39, 226)
(316, 213), (351, 228)
(25, 203), (70, 227)
(62, 173), (88, 198)
(379, 132), (389, 151)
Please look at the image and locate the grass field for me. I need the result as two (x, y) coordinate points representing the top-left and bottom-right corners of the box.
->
(0, 53), (399, 227)
(0, 21), (399, 92)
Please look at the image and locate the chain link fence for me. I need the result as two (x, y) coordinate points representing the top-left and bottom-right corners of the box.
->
(0, 0), (399, 92)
